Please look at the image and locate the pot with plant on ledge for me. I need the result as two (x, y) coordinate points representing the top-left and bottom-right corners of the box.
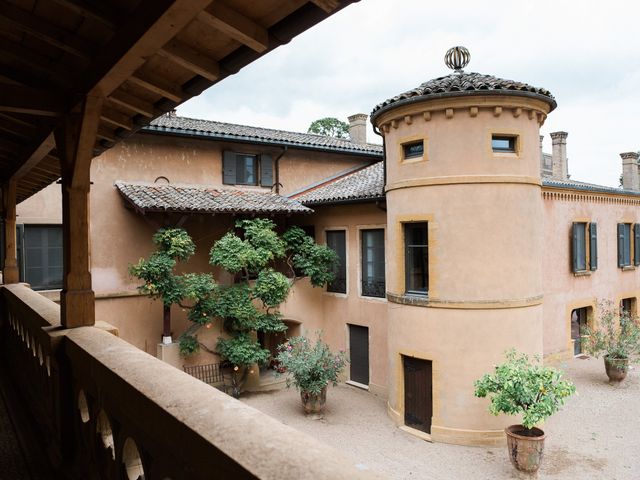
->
(276, 333), (347, 415)
(581, 300), (640, 383)
(474, 349), (576, 473)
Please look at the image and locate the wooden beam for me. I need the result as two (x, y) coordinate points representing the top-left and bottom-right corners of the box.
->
(197, 2), (269, 53)
(158, 40), (220, 81)
(0, 116), (37, 140)
(79, 0), (213, 98)
(128, 71), (184, 103)
(310, 0), (340, 13)
(96, 126), (117, 143)
(100, 107), (133, 130)
(49, 0), (117, 30)
(0, 84), (66, 117)
(2, 178), (18, 283)
(108, 91), (157, 118)
(4, 132), (56, 181)
(0, 1), (94, 60)
(0, 38), (72, 83)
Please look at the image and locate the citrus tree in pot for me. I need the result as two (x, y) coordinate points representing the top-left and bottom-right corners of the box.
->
(276, 333), (347, 414)
(474, 349), (576, 473)
(581, 300), (640, 382)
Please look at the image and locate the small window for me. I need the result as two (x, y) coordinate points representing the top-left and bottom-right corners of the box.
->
(361, 229), (385, 298)
(223, 151), (273, 186)
(404, 223), (428, 295)
(620, 298), (635, 317)
(570, 307), (589, 355)
(617, 223), (633, 267)
(403, 141), (424, 159)
(492, 135), (517, 153)
(326, 230), (346, 293)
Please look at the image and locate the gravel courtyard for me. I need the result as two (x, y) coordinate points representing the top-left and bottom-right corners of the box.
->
(241, 357), (640, 479)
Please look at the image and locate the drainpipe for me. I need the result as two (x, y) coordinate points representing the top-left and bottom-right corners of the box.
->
(273, 146), (288, 194)
(373, 124), (386, 193)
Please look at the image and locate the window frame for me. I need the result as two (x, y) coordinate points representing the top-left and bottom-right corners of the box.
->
(572, 221), (597, 273)
(402, 140), (424, 160)
(491, 134), (518, 153)
(222, 150), (273, 187)
(617, 222), (633, 268)
(404, 222), (428, 296)
(360, 228), (386, 299)
(234, 153), (258, 186)
(325, 229), (347, 294)
(18, 224), (63, 291)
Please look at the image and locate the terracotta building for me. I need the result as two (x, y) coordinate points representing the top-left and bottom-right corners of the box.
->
(11, 51), (640, 447)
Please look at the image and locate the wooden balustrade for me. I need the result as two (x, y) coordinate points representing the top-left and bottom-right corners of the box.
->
(0, 283), (379, 480)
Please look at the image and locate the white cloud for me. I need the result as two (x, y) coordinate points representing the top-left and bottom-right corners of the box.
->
(178, 0), (640, 187)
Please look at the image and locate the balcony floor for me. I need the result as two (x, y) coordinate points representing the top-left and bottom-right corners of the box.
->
(0, 364), (53, 479)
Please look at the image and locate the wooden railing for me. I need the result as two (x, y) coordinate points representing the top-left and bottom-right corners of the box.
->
(0, 284), (379, 480)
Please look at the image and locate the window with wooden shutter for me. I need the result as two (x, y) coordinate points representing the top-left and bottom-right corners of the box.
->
(634, 224), (640, 266)
(589, 223), (598, 271)
(260, 154), (273, 187)
(326, 230), (346, 293)
(572, 222), (587, 272)
(618, 223), (632, 267)
(222, 151), (236, 184)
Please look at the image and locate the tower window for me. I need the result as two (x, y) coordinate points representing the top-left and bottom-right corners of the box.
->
(492, 135), (517, 153)
(403, 141), (424, 159)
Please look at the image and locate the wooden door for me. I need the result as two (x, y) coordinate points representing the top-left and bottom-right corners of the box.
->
(349, 324), (369, 385)
(403, 356), (432, 433)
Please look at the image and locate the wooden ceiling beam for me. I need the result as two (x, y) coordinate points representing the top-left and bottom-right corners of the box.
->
(100, 107), (133, 130)
(128, 71), (184, 103)
(0, 39), (72, 87)
(81, 0), (213, 98)
(0, 84), (66, 117)
(96, 126), (117, 143)
(48, 0), (118, 30)
(0, 1), (94, 60)
(0, 116), (37, 140)
(158, 40), (220, 81)
(197, 2), (269, 53)
(310, 0), (340, 13)
(1, 131), (56, 181)
(108, 91), (157, 118)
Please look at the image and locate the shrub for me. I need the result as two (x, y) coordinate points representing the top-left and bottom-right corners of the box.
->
(276, 334), (347, 395)
(581, 300), (640, 361)
(474, 349), (575, 431)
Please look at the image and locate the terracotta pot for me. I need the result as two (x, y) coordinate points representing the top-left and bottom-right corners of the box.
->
(604, 356), (629, 382)
(300, 386), (327, 414)
(505, 425), (545, 473)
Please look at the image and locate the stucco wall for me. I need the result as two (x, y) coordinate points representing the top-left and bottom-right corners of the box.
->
(541, 191), (640, 358)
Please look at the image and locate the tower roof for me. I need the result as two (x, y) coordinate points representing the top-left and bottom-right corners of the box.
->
(370, 47), (556, 124)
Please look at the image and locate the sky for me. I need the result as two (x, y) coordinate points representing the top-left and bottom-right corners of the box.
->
(178, 0), (640, 187)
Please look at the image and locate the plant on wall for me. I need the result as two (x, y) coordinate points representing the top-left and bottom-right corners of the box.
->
(180, 219), (337, 396)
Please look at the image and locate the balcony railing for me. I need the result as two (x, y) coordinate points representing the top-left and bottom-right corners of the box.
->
(0, 283), (378, 480)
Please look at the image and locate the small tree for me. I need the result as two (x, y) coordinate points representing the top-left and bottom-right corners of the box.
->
(129, 228), (195, 342)
(474, 349), (575, 432)
(581, 300), (640, 362)
(307, 117), (349, 138)
(183, 219), (337, 397)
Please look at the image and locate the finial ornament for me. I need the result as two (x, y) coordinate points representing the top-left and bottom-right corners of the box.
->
(444, 46), (470, 72)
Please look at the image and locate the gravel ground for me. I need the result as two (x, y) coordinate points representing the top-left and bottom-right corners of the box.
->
(241, 357), (640, 479)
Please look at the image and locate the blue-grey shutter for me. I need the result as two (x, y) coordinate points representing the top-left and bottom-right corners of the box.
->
(571, 223), (579, 272)
(634, 224), (640, 266)
(260, 154), (273, 187)
(618, 223), (625, 267)
(589, 223), (597, 271)
(223, 151), (236, 184)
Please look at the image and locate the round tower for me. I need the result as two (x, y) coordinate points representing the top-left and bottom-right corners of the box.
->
(370, 47), (556, 446)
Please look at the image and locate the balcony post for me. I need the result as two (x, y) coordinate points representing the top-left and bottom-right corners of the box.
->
(54, 95), (103, 328)
(2, 178), (19, 284)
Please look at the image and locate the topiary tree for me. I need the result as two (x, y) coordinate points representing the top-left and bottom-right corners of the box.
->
(179, 219), (337, 397)
(128, 228), (196, 343)
(307, 117), (349, 138)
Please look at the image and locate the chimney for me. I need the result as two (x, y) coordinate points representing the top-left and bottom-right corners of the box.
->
(620, 152), (640, 190)
(348, 113), (368, 144)
(550, 131), (568, 180)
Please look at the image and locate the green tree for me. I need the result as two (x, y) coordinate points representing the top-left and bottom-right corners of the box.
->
(128, 228), (196, 341)
(180, 219), (337, 396)
(307, 117), (349, 138)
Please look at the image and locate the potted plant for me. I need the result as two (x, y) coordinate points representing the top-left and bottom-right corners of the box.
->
(276, 334), (347, 414)
(474, 349), (575, 473)
(581, 300), (640, 382)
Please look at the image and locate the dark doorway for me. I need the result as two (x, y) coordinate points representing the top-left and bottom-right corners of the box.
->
(571, 307), (588, 355)
(403, 356), (432, 434)
(349, 324), (369, 385)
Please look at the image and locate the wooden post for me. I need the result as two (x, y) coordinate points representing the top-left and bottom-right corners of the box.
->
(2, 178), (19, 284)
(55, 95), (103, 328)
